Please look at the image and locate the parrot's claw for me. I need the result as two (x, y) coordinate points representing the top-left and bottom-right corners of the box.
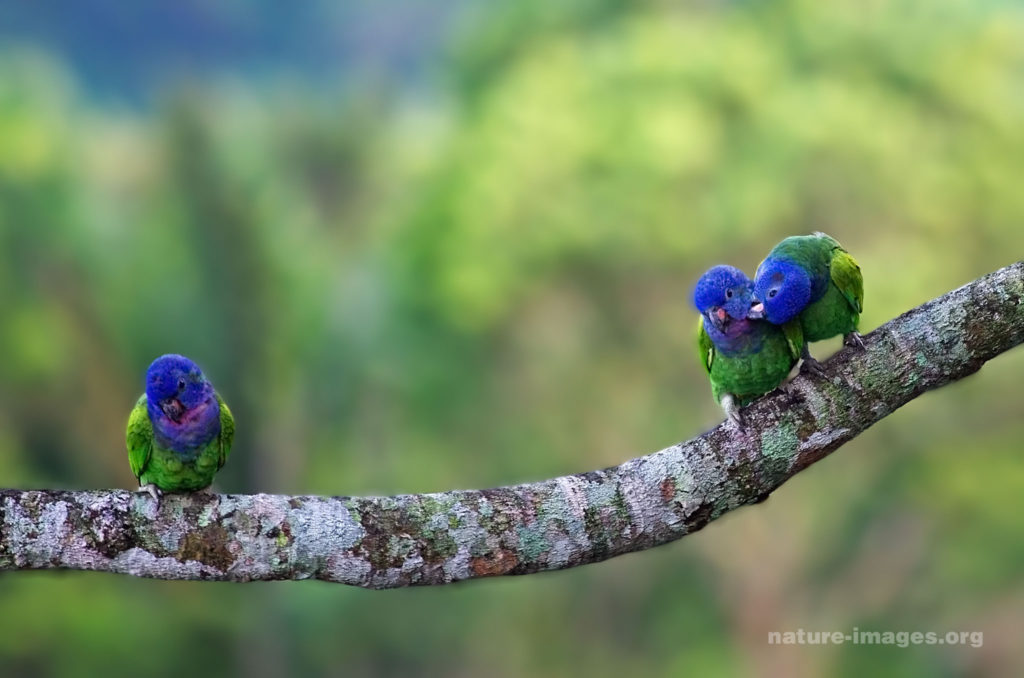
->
(799, 355), (827, 378)
(720, 394), (745, 429)
(844, 331), (866, 349)
(137, 483), (162, 505)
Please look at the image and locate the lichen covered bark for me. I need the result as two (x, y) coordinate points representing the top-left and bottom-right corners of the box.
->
(1, 262), (1022, 587)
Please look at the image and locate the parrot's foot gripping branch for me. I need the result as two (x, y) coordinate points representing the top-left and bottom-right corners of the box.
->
(137, 483), (162, 504)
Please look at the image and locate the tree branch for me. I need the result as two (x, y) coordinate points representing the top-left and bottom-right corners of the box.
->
(2, 263), (1022, 587)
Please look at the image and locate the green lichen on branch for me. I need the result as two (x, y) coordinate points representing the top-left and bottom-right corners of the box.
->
(1, 262), (1022, 587)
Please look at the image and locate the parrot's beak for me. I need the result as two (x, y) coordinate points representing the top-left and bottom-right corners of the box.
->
(707, 307), (730, 332)
(160, 398), (185, 423)
(748, 302), (765, 320)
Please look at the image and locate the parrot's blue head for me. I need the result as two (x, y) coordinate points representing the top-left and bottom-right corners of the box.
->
(693, 265), (755, 333)
(751, 258), (812, 325)
(145, 354), (214, 424)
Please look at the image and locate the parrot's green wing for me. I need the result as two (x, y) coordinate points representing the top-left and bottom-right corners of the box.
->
(830, 248), (864, 314)
(781, 319), (804, 362)
(697, 316), (714, 374)
(126, 395), (153, 481)
(216, 393), (235, 470)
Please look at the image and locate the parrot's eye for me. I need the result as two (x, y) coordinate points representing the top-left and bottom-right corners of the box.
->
(177, 379), (186, 391)
(725, 289), (733, 299)
(769, 289), (778, 299)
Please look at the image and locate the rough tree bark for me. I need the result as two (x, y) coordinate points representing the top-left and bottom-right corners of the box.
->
(1, 263), (1022, 588)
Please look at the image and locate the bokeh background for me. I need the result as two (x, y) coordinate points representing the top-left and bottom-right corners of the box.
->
(1, 0), (1023, 676)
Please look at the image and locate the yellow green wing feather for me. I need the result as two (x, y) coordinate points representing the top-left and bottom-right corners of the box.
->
(781, 318), (805, 363)
(126, 395), (153, 481)
(216, 393), (235, 470)
(697, 316), (714, 374)
(830, 248), (864, 314)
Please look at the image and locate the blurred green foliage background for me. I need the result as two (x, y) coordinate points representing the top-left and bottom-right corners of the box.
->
(1, 0), (1023, 675)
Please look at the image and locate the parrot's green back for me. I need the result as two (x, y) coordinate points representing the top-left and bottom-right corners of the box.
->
(698, 317), (801, 406)
(126, 394), (234, 492)
(771, 233), (863, 342)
